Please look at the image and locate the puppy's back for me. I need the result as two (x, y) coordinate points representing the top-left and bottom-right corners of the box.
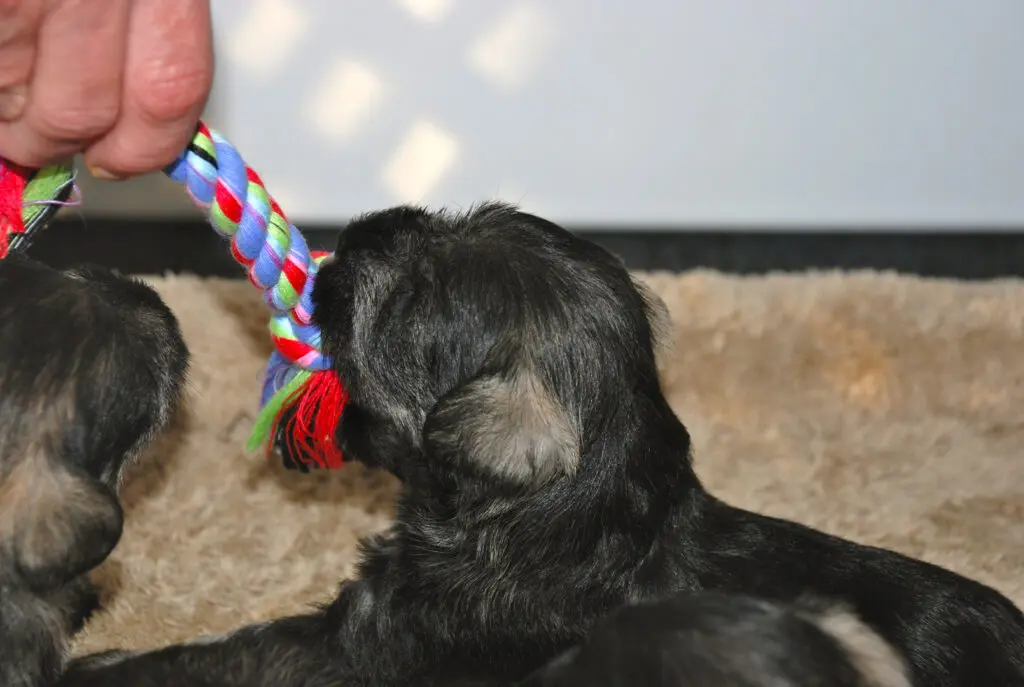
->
(519, 592), (911, 687)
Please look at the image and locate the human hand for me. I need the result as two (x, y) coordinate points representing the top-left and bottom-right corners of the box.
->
(0, 0), (213, 179)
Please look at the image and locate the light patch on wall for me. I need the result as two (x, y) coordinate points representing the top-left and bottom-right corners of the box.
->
(467, 3), (557, 92)
(381, 121), (459, 203)
(305, 59), (385, 144)
(398, 0), (454, 24)
(224, 0), (309, 78)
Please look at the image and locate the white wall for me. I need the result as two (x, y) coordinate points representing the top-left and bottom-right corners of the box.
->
(78, 0), (1024, 229)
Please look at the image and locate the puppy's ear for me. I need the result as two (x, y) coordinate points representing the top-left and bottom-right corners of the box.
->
(632, 276), (674, 364)
(0, 453), (123, 591)
(423, 365), (580, 486)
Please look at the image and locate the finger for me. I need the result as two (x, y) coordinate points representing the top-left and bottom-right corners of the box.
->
(0, 0), (44, 121)
(0, 0), (130, 167)
(83, 0), (213, 179)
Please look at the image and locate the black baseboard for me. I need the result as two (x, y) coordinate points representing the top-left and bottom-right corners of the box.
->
(21, 218), (1024, 280)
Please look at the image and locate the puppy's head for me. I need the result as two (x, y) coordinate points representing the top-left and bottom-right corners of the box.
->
(312, 202), (674, 488)
(0, 255), (189, 592)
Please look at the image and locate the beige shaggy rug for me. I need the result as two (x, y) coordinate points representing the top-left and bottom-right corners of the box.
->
(70, 270), (1024, 656)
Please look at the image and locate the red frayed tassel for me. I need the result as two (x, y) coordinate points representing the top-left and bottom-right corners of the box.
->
(273, 369), (348, 470)
(0, 161), (28, 260)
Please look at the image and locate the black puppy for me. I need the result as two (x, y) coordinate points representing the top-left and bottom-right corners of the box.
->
(60, 203), (1024, 686)
(0, 254), (189, 687)
(518, 592), (911, 687)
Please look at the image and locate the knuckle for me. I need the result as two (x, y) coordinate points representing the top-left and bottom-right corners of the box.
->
(0, 0), (40, 44)
(133, 58), (212, 123)
(0, 44), (34, 89)
(34, 103), (120, 141)
(0, 69), (30, 91)
(0, 0), (21, 24)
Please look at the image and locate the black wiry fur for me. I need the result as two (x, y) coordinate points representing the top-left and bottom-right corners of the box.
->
(519, 592), (913, 687)
(59, 204), (1024, 686)
(0, 254), (189, 687)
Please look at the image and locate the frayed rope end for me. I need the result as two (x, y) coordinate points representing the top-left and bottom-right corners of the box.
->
(248, 367), (348, 470)
(0, 161), (28, 259)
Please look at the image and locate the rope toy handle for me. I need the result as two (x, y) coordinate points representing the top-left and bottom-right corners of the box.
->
(164, 121), (347, 469)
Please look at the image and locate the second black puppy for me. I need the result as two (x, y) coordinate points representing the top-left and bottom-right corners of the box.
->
(60, 203), (1024, 686)
(518, 592), (911, 687)
(0, 254), (189, 687)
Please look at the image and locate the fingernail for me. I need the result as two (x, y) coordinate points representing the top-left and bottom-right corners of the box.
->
(88, 166), (125, 181)
(0, 85), (27, 120)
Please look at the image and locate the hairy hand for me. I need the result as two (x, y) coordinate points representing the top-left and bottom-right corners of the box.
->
(0, 0), (213, 178)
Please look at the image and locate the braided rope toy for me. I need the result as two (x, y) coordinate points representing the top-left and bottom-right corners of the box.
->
(166, 122), (346, 469)
(0, 121), (348, 470)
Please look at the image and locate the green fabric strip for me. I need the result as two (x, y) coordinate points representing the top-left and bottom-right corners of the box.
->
(8, 163), (76, 254)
